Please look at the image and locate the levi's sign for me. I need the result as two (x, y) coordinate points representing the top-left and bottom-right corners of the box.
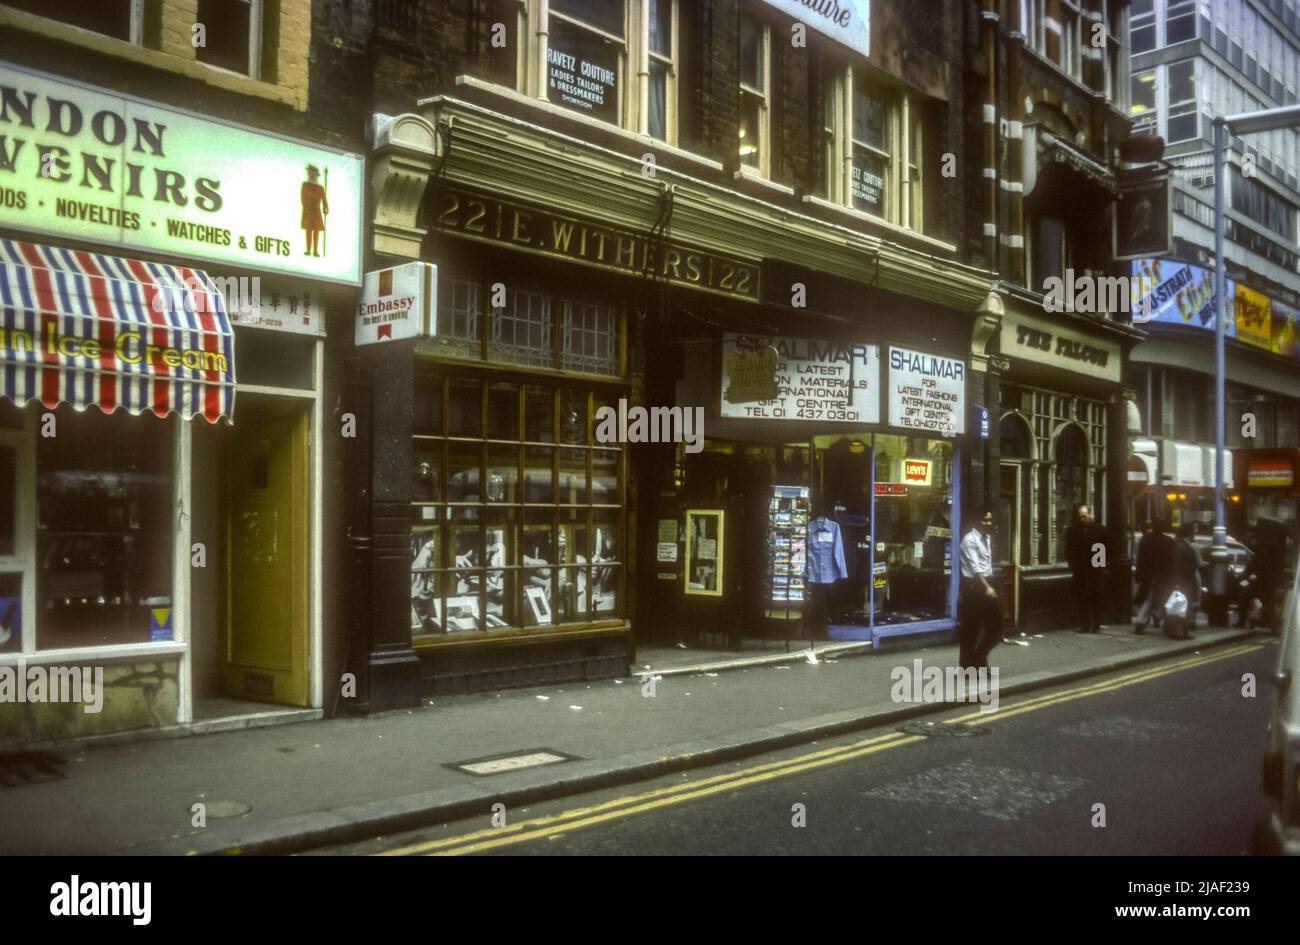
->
(433, 184), (761, 301)
(760, 1), (870, 58)
(0, 61), (363, 284)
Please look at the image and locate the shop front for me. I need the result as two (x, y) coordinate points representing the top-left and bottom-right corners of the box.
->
(0, 62), (362, 742)
(663, 300), (970, 652)
(360, 98), (994, 703)
(1233, 449), (1300, 568)
(992, 293), (1139, 632)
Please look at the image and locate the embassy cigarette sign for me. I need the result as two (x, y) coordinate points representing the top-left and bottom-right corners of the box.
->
(0, 62), (363, 284)
(760, 0), (870, 58)
(355, 262), (436, 345)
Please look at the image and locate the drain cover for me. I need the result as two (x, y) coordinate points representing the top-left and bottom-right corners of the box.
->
(0, 751), (67, 787)
(897, 721), (992, 738)
(204, 800), (252, 818)
(449, 749), (578, 776)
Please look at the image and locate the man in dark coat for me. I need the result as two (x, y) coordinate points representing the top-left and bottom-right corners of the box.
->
(1065, 504), (1107, 633)
(1242, 517), (1288, 631)
(1166, 521), (1202, 637)
(1134, 518), (1174, 633)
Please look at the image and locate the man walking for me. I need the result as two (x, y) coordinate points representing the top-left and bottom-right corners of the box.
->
(1133, 518), (1173, 634)
(1065, 504), (1106, 633)
(958, 507), (1002, 669)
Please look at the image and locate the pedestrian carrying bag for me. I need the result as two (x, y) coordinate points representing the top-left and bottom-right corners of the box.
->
(1164, 590), (1188, 618)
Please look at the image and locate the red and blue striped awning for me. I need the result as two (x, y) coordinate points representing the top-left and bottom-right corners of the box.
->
(0, 239), (235, 423)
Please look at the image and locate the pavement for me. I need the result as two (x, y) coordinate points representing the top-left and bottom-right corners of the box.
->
(0, 622), (1263, 855)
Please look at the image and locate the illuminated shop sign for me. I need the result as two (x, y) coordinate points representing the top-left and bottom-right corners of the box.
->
(1247, 456), (1295, 489)
(0, 62), (363, 284)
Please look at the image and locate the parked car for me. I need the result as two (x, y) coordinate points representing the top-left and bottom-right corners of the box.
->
(1189, 535), (1254, 623)
(1258, 555), (1300, 855)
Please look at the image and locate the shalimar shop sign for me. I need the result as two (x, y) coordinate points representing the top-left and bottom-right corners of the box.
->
(0, 62), (363, 285)
(432, 184), (761, 301)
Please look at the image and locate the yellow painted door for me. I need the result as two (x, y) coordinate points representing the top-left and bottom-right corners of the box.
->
(223, 404), (309, 706)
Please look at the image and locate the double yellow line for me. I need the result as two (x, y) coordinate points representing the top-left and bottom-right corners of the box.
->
(381, 642), (1265, 856)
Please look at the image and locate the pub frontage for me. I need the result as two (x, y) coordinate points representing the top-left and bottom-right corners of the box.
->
(359, 96), (997, 704)
(991, 286), (1143, 632)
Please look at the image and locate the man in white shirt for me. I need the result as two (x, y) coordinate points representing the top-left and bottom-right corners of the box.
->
(958, 506), (1002, 669)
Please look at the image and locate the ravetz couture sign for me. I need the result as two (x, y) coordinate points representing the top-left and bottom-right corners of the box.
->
(0, 62), (363, 284)
(721, 334), (880, 423)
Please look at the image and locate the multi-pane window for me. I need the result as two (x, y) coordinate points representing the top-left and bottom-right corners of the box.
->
(1024, 0), (1083, 78)
(1165, 0), (1196, 45)
(549, 0), (627, 125)
(738, 10), (770, 174)
(1165, 59), (1198, 143)
(646, 0), (677, 142)
(410, 378), (625, 635)
(486, 2), (681, 142)
(819, 62), (925, 231)
(1131, 0), (1156, 53)
(195, 0), (264, 78)
(430, 277), (622, 378)
(5, 0), (141, 43)
(1231, 170), (1299, 243)
(851, 74), (889, 218)
(1130, 69), (1158, 136)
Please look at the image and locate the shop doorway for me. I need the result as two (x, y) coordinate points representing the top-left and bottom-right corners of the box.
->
(999, 462), (1023, 628)
(221, 398), (310, 707)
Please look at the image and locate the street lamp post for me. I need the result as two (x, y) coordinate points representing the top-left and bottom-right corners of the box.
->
(1209, 104), (1300, 620)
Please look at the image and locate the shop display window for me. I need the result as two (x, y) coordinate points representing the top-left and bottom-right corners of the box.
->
(36, 407), (174, 649)
(410, 375), (625, 637)
(684, 509), (724, 596)
(869, 436), (953, 625)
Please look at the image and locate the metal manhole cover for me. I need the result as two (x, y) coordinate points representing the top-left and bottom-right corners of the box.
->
(897, 721), (992, 738)
(204, 800), (252, 818)
(0, 751), (67, 787)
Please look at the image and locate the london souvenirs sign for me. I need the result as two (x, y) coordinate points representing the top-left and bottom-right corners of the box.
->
(0, 62), (363, 285)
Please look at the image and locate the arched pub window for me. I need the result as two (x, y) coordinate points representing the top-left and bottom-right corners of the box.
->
(1053, 425), (1090, 561)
